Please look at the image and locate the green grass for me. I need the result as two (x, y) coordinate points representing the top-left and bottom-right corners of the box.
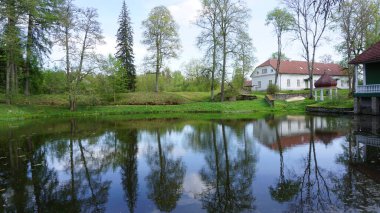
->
(0, 92), (210, 106)
(307, 90), (354, 109)
(0, 98), (312, 121)
(0, 90), (354, 121)
(308, 98), (354, 108)
(167, 92), (211, 102)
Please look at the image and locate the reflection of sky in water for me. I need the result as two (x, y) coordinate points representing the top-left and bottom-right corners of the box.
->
(1, 116), (379, 212)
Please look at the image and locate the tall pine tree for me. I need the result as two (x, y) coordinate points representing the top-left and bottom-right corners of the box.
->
(115, 1), (136, 92)
(22, 0), (61, 96)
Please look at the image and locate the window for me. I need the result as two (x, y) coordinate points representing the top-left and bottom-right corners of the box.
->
(271, 69), (274, 73)
(258, 81), (261, 88)
(262, 69), (267, 74)
(287, 79), (291, 87)
(305, 81), (308, 88)
(297, 79), (300, 87)
(341, 80), (344, 87)
(257, 71), (259, 75)
(269, 80), (273, 85)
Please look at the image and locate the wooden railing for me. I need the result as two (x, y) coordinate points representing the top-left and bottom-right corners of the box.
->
(356, 84), (380, 93)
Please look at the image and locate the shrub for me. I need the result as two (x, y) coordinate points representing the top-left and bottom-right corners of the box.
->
(267, 84), (279, 94)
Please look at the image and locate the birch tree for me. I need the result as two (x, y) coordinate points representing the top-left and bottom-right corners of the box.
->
(142, 6), (181, 93)
(215, 0), (250, 102)
(57, 2), (104, 111)
(335, 0), (380, 94)
(233, 30), (255, 89)
(196, 0), (220, 101)
(285, 0), (333, 99)
(266, 8), (294, 85)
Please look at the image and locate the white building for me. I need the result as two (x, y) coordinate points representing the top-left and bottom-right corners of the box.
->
(250, 59), (350, 91)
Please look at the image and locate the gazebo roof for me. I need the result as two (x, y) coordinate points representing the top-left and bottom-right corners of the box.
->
(349, 41), (380, 64)
(314, 72), (337, 88)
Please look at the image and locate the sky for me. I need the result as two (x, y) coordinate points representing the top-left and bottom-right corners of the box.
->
(54, 0), (342, 74)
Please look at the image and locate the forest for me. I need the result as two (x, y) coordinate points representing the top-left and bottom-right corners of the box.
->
(0, 0), (379, 111)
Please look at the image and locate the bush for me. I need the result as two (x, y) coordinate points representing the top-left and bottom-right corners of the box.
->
(215, 88), (240, 101)
(267, 84), (279, 94)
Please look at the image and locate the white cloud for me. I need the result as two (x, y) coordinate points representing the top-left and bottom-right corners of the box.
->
(96, 35), (117, 56)
(168, 0), (202, 27)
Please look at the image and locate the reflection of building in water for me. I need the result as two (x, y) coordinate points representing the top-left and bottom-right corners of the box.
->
(253, 116), (345, 151)
(351, 116), (380, 183)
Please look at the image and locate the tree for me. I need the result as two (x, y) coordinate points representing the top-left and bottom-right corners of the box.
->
(270, 52), (289, 60)
(142, 6), (181, 93)
(335, 0), (380, 95)
(233, 30), (255, 89)
(196, 0), (220, 101)
(266, 8), (294, 85)
(22, 0), (60, 96)
(215, 0), (250, 102)
(319, 54), (333, 63)
(115, 1), (136, 92)
(2, 0), (23, 104)
(56, 2), (104, 111)
(285, 0), (333, 99)
(101, 55), (124, 102)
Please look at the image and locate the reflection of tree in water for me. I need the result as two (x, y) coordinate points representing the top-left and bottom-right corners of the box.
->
(199, 123), (256, 212)
(269, 122), (300, 203)
(117, 129), (139, 213)
(55, 120), (112, 212)
(286, 117), (333, 213)
(145, 130), (186, 212)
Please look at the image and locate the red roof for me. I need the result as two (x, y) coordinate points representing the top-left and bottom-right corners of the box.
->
(349, 41), (380, 64)
(314, 72), (337, 88)
(256, 59), (346, 76)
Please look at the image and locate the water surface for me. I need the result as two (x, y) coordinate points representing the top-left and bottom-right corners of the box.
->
(0, 115), (379, 212)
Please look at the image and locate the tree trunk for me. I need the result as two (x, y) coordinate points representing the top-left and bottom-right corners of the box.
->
(6, 59), (11, 105)
(155, 41), (160, 93)
(65, 20), (72, 110)
(275, 35), (282, 85)
(210, 18), (217, 101)
(221, 33), (227, 102)
(25, 14), (33, 96)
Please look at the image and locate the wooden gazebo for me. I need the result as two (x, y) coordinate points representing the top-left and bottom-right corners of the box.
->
(314, 72), (338, 101)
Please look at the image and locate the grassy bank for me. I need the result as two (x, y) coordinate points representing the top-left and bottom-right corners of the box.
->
(0, 98), (315, 121)
(0, 90), (353, 121)
(0, 92), (209, 106)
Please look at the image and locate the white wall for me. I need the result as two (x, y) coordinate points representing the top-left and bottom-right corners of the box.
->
(251, 70), (350, 91)
(251, 66), (276, 91)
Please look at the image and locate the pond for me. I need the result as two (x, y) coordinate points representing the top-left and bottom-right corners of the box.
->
(0, 115), (379, 212)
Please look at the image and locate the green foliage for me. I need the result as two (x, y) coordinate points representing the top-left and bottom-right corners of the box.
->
(142, 6), (181, 92)
(40, 70), (66, 94)
(267, 84), (279, 94)
(215, 88), (240, 101)
(232, 67), (245, 89)
(116, 1), (136, 91)
(309, 92), (354, 108)
(270, 52), (289, 60)
(266, 8), (295, 33)
(234, 31), (256, 81)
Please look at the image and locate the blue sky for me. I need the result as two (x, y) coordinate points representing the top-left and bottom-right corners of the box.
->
(67, 0), (340, 74)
